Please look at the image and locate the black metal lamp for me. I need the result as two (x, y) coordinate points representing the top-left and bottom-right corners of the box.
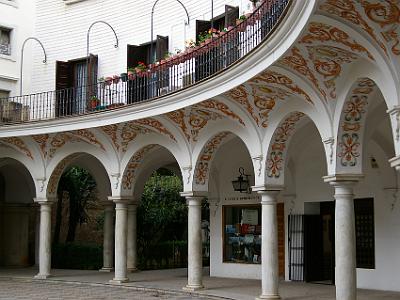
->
(232, 167), (251, 193)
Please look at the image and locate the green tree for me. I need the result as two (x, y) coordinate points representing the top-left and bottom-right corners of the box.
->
(54, 167), (97, 243)
(137, 169), (186, 250)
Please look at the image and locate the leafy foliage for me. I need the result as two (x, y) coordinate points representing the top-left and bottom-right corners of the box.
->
(137, 170), (187, 268)
(52, 243), (102, 270)
(55, 166), (98, 243)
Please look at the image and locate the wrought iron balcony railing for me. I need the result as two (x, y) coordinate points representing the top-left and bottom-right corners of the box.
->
(0, 0), (290, 125)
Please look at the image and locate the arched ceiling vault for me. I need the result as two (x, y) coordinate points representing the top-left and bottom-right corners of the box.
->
(1, 1), (400, 192)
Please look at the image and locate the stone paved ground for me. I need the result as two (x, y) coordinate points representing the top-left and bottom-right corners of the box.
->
(0, 279), (211, 300)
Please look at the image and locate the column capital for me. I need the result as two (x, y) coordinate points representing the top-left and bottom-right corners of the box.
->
(389, 155), (400, 171)
(323, 174), (364, 186)
(387, 105), (400, 115)
(33, 197), (56, 205)
(252, 185), (283, 193)
(127, 199), (139, 206)
(108, 196), (134, 204)
(180, 191), (208, 199)
(100, 200), (115, 207)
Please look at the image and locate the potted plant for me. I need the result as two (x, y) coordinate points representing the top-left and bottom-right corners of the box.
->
(89, 95), (100, 109)
(236, 15), (247, 32)
(105, 76), (113, 86)
(120, 72), (128, 82)
(112, 75), (120, 84)
(250, 0), (261, 9)
(98, 77), (105, 88)
(135, 61), (147, 73)
(127, 68), (135, 80)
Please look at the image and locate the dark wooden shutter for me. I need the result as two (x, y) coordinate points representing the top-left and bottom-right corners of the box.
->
(127, 45), (148, 104)
(196, 20), (211, 42)
(55, 61), (73, 90)
(225, 5), (240, 66)
(156, 35), (169, 62)
(127, 44), (147, 69)
(87, 54), (98, 99)
(156, 35), (169, 90)
(55, 61), (73, 117)
(88, 54), (98, 87)
(225, 5), (239, 27)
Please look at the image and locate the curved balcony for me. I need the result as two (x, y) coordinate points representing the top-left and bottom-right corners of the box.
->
(0, 1), (291, 126)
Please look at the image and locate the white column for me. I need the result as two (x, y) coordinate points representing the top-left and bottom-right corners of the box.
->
(35, 205), (40, 267)
(127, 201), (138, 272)
(332, 182), (357, 300)
(34, 198), (54, 279)
(100, 202), (114, 272)
(256, 190), (280, 300)
(325, 175), (361, 300)
(109, 196), (130, 284)
(183, 195), (204, 291)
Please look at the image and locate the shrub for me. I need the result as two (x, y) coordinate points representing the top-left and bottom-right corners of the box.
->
(52, 243), (102, 270)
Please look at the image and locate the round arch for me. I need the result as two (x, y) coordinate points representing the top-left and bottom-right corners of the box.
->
(333, 77), (383, 175)
(46, 152), (112, 198)
(264, 110), (327, 187)
(0, 158), (37, 203)
(191, 129), (258, 192)
(119, 133), (190, 195)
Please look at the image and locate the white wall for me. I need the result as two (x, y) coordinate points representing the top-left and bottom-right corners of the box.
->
(31, 0), (254, 94)
(208, 137), (263, 279)
(207, 114), (400, 292)
(0, 0), (36, 96)
(285, 118), (400, 292)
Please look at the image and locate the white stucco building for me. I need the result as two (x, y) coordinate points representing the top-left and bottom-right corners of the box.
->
(1, 1), (400, 300)
(0, 0), (36, 98)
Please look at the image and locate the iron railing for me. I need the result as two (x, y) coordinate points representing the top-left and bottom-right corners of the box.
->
(0, 0), (290, 125)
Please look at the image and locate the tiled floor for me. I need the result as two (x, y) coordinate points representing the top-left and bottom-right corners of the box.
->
(1, 267), (399, 300)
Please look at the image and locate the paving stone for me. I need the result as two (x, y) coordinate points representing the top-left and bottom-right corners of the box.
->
(0, 280), (211, 300)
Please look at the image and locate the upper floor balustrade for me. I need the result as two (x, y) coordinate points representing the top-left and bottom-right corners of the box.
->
(0, 0), (290, 125)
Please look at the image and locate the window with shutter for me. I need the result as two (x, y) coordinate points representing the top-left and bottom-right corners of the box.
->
(0, 90), (9, 99)
(127, 44), (147, 69)
(127, 35), (168, 67)
(126, 36), (169, 103)
(225, 5), (239, 66)
(225, 5), (239, 28)
(156, 35), (168, 62)
(0, 27), (11, 56)
(55, 55), (98, 116)
(195, 6), (239, 81)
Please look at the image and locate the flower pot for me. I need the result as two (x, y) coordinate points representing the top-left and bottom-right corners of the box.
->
(105, 77), (113, 86)
(89, 99), (100, 109)
(128, 73), (135, 80)
(236, 19), (246, 32)
(120, 73), (128, 82)
(112, 75), (120, 84)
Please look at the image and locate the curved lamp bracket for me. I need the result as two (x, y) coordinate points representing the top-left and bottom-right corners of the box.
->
(20, 37), (47, 95)
(150, 0), (190, 63)
(87, 20), (119, 58)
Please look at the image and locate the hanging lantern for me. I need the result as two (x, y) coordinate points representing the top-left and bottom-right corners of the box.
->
(231, 167), (251, 193)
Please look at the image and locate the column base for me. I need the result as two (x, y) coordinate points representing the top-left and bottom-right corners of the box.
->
(109, 278), (129, 284)
(34, 274), (51, 280)
(127, 268), (139, 273)
(255, 295), (281, 300)
(99, 267), (114, 272)
(182, 284), (204, 292)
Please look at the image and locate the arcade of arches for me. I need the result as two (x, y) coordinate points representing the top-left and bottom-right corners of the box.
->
(1, 1), (400, 300)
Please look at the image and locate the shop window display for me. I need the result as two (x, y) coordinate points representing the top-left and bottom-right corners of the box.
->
(223, 205), (261, 264)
